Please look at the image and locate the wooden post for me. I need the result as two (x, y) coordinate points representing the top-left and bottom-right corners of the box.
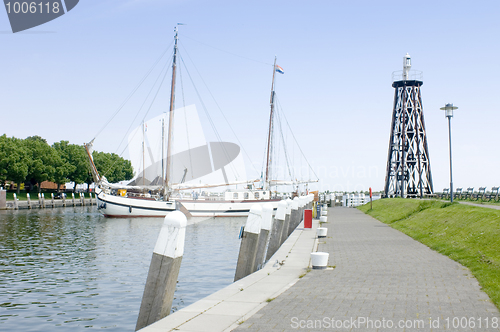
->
(234, 204), (262, 282)
(51, 193), (55, 208)
(62, 193), (66, 207)
(136, 211), (186, 330)
(13, 193), (19, 210)
(266, 200), (287, 261)
(81, 193), (85, 206)
(38, 193), (42, 208)
(27, 193), (31, 209)
(288, 197), (300, 236)
(72, 193), (75, 206)
(0, 189), (6, 210)
(280, 199), (292, 245)
(253, 203), (273, 271)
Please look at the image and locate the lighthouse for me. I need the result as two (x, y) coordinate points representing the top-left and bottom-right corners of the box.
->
(384, 54), (434, 198)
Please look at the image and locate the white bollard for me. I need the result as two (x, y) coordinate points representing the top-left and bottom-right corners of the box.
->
(136, 211), (187, 330)
(317, 227), (328, 238)
(310, 252), (329, 269)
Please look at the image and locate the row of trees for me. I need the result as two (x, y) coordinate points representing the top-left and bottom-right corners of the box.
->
(0, 135), (134, 194)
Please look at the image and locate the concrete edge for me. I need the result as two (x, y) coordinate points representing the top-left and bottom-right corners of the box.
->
(139, 217), (320, 332)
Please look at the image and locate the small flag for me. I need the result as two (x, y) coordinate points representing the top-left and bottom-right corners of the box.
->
(275, 65), (284, 74)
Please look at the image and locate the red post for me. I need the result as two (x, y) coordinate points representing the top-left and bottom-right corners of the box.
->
(304, 209), (312, 228)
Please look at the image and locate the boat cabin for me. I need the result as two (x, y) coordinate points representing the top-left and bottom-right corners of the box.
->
(224, 190), (271, 201)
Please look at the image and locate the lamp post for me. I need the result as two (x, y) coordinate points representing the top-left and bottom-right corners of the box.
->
(440, 103), (458, 203)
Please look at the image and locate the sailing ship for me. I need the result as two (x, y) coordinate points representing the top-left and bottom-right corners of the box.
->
(85, 27), (316, 218)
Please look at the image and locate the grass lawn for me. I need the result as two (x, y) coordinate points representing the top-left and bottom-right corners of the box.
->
(358, 198), (500, 310)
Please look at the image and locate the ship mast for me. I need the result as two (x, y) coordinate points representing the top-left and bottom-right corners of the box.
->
(265, 57), (277, 190)
(164, 26), (179, 198)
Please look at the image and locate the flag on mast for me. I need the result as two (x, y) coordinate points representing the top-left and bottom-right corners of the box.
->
(275, 65), (284, 74)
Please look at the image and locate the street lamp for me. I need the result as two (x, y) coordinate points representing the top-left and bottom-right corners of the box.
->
(440, 103), (458, 202)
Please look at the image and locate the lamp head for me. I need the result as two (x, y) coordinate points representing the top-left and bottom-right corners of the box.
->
(440, 103), (458, 118)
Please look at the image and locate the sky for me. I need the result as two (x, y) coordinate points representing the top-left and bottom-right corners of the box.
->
(1, 0), (499, 193)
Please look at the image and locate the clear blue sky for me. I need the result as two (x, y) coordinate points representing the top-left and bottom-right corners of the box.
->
(1, 0), (499, 193)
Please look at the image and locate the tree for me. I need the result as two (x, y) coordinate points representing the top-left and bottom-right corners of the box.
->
(0, 135), (30, 194)
(93, 151), (134, 184)
(24, 136), (58, 192)
(52, 141), (88, 192)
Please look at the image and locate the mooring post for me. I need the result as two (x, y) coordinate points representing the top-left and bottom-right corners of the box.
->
(62, 193), (66, 207)
(280, 199), (292, 245)
(288, 197), (300, 236)
(135, 211), (187, 331)
(38, 193), (42, 208)
(266, 200), (287, 261)
(81, 193), (85, 206)
(72, 193), (75, 206)
(13, 193), (19, 210)
(51, 193), (55, 208)
(234, 204), (262, 282)
(253, 203), (273, 272)
(0, 189), (6, 210)
(27, 193), (31, 209)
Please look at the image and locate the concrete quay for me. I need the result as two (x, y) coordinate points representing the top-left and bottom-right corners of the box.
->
(139, 214), (320, 332)
(236, 207), (500, 331)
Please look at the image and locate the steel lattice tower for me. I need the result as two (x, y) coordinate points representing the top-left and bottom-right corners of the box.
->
(384, 54), (434, 198)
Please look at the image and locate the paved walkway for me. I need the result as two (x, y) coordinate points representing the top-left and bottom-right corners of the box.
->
(236, 207), (500, 331)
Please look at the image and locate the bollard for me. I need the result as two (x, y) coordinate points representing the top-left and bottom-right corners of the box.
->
(80, 193), (85, 206)
(266, 200), (286, 261)
(310, 252), (329, 269)
(72, 193), (75, 206)
(38, 193), (42, 208)
(51, 193), (55, 208)
(288, 197), (300, 236)
(280, 199), (292, 245)
(253, 203), (273, 272)
(234, 204), (262, 282)
(317, 227), (328, 238)
(136, 211), (187, 330)
(13, 193), (19, 210)
(62, 193), (66, 207)
(27, 193), (31, 209)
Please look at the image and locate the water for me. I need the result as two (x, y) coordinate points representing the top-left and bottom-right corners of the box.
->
(0, 207), (245, 331)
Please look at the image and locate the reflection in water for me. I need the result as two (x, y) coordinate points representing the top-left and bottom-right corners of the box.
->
(0, 207), (245, 331)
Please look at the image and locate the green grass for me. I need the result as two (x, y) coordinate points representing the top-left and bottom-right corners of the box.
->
(358, 198), (500, 310)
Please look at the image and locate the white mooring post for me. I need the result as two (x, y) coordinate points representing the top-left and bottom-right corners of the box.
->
(253, 203), (273, 272)
(72, 193), (75, 206)
(51, 193), (55, 208)
(62, 193), (66, 207)
(27, 193), (31, 209)
(38, 193), (42, 208)
(234, 204), (262, 282)
(266, 200), (287, 261)
(288, 197), (300, 236)
(135, 211), (187, 331)
(13, 193), (19, 210)
(280, 199), (292, 246)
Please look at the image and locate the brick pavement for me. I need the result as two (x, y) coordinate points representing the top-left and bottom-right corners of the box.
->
(235, 207), (500, 331)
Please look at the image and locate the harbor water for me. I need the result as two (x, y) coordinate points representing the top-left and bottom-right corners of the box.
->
(0, 206), (245, 331)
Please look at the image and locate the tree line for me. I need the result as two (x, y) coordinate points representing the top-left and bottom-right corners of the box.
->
(0, 135), (134, 194)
